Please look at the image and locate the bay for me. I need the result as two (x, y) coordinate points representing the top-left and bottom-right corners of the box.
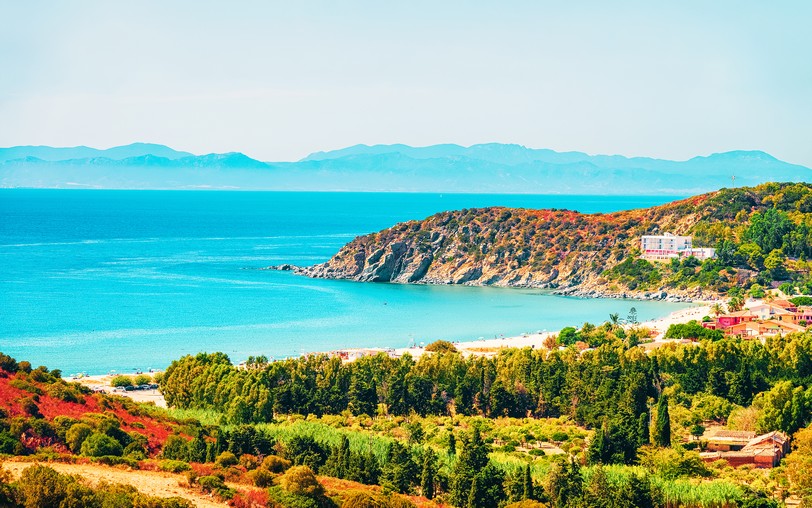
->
(0, 190), (691, 374)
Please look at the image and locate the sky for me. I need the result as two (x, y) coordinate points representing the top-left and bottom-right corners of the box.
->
(1, 1), (811, 165)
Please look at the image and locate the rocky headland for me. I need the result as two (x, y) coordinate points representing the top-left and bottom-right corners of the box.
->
(271, 184), (808, 301)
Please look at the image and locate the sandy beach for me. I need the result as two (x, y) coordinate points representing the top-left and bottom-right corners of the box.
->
(74, 374), (167, 408)
(394, 302), (714, 358)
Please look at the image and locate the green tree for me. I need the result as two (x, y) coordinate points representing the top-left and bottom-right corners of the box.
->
(467, 464), (506, 508)
(323, 435), (352, 479)
(16, 465), (69, 508)
(421, 448), (437, 500)
(755, 380), (810, 434)
(653, 395), (671, 447)
(380, 441), (418, 494)
(161, 435), (189, 461)
(450, 427), (491, 507)
(545, 457), (582, 508)
(80, 432), (123, 457)
(188, 436), (207, 463)
(65, 423), (92, 453)
(522, 464), (534, 501)
(743, 208), (794, 254)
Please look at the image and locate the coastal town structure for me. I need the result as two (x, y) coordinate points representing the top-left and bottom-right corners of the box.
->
(700, 430), (790, 468)
(702, 299), (811, 339)
(640, 233), (716, 260)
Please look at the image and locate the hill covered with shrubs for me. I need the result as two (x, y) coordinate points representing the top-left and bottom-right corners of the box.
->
(295, 182), (812, 299)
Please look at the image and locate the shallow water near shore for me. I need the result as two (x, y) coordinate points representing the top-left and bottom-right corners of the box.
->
(0, 189), (692, 374)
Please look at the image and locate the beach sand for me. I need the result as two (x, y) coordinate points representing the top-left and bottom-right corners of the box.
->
(74, 374), (167, 408)
(394, 302), (714, 358)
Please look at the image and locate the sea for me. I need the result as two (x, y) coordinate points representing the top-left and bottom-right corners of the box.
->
(0, 190), (692, 375)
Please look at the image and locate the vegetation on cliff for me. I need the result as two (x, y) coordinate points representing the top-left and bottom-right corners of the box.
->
(302, 183), (812, 297)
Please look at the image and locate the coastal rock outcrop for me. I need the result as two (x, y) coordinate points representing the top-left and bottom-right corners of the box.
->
(280, 185), (805, 300)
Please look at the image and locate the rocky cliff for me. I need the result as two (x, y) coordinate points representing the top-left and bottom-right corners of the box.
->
(279, 184), (811, 299)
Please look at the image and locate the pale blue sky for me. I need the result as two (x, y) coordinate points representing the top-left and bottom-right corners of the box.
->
(1, 1), (810, 165)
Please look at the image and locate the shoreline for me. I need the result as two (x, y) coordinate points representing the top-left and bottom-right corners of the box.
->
(73, 303), (713, 408)
(391, 302), (713, 359)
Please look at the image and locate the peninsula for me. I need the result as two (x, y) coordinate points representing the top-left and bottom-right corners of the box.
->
(283, 182), (812, 301)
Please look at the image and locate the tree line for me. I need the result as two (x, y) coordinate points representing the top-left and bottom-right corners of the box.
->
(161, 329), (812, 452)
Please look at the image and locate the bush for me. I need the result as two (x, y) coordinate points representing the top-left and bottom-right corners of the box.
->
(162, 435), (189, 461)
(0, 431), (23, 455)
(504, 501), (550, 508)
(424, 340), (458, 354)
(20, 398), (42, 418)
(0, 353), (18, 373)
(124, 440), (148, 458)
(215, 451), (238, 467)
(341, 491), (384, 508)
(15, 464), (68, 507)
(160, 459), (191, 473)
(198, 475), (235, 499)
(790, 296), (812, 307)
(280, 465), (325, 497)
(110, 375), (134, 388)
(250, 467), (275, 487)
(551, 431), (568, 442)
(263, 454), (292, 473)
(93, 455), (139, 468)
(80, 432), (123, 457)
(239, 453), (261, 470)
(65, 423), (93, 453)
(134, 374), (153, 386)
(268, 486), (329, 508)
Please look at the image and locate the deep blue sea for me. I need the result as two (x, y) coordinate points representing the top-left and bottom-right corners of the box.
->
(0, 190), (691, 375)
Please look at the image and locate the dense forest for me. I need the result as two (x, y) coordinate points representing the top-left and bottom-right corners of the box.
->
(298, 182), (812, 297)
(160, 329), (812, 438)
(4, 337), (810, 507)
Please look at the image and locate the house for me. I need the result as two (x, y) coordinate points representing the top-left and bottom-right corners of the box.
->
(791, 306), (812, 325)
(749, 303), (792, 321)
(703, 430), (755, 452)
(330, 348), (394, 362)
(641, 233), (692, 259)
(715, 310), (756, 329)
(701, 431), (790, 468)
(727, 320), (806, 339)
(770, 299), (798, 312)
(640, 233), (716, 260)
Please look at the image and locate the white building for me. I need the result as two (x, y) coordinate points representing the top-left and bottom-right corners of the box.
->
(641, 233), (715, 260)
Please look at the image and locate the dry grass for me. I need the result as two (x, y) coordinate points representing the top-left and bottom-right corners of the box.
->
(1, 459), (228, 508)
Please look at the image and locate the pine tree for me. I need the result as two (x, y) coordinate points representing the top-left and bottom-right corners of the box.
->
(467, 473), (484, 508)
(522, 464), (534, 500)
(546, 457), (582, 508)
(582, 465), (612, 508)
(450, 427), (491, 507)
(188, 436), (207, 463)
(421, 448), (437, 500)
(380, 441), (418, 494)
(448, 430), (457, 456)
(323, 435), (351, 479)
(653, 394), (671, 447)
(466, 465), (506, 508)
(586, 424), (609, 465)
(637, 412), (650, 446)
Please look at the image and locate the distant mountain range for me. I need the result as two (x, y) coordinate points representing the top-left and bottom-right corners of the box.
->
(1, 142), (809, 194)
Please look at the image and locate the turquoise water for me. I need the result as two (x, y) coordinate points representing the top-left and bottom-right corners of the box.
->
(0, 190), (691, 374)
